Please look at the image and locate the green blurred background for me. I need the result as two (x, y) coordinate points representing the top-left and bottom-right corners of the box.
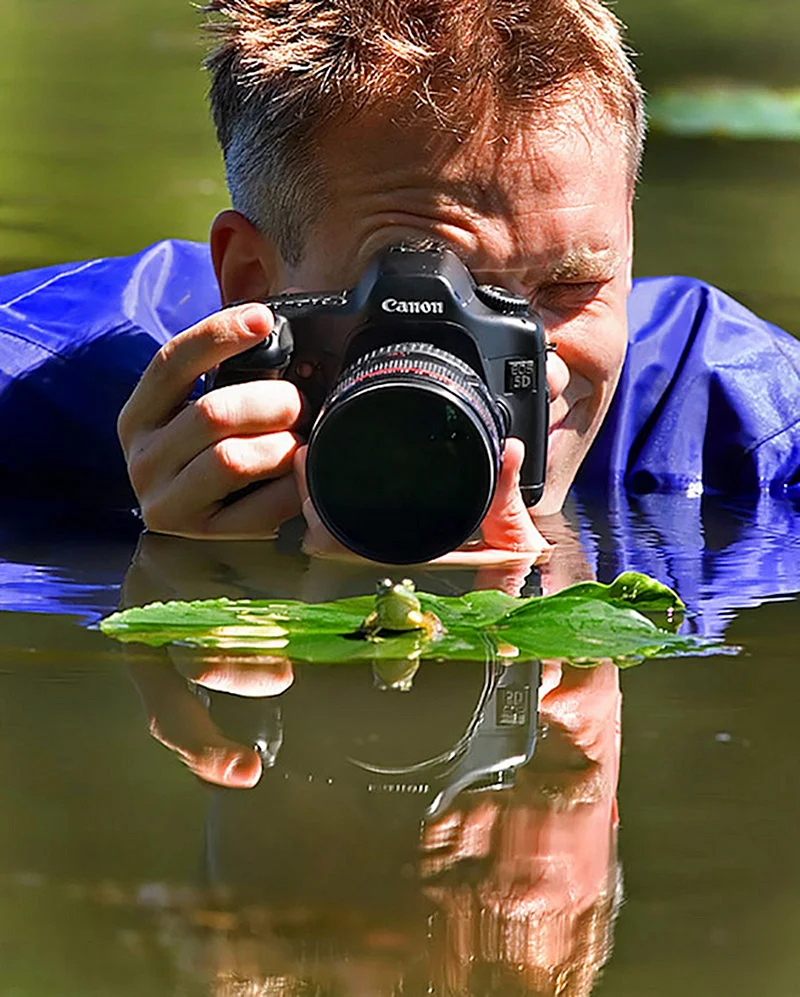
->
(0, 0), (799, 330)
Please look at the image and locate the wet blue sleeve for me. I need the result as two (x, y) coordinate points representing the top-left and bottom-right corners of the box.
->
(578, 276), (800, 497)
(0, 240), (220, 510)
(575, 278), (800, 634)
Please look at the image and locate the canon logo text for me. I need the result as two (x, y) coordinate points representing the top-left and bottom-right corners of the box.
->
(381, 298), (445, 315)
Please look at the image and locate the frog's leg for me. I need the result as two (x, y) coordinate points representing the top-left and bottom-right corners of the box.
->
(359, 609), (381, 640)
(419, 610), (446, 640)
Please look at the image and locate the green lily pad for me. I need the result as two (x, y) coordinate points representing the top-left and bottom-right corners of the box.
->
(99, 571), (729, 668)
(648, 85), (800, 140)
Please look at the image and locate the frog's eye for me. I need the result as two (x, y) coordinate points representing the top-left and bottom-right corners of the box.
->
(401, 578), (415, 591)
(378, 578), (393, 592)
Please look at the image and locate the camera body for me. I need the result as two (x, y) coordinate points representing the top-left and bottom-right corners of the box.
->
(213, 245), (549, 562)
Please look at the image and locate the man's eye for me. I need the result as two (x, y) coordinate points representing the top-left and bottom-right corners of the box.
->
(535, 282), (604, 308)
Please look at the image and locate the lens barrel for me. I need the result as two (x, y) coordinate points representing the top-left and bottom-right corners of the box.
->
(305, 342), (506, 564)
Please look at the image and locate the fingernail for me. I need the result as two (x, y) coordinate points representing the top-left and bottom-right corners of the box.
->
(237, 303), (272, 336)
(224, 753), (259, 786)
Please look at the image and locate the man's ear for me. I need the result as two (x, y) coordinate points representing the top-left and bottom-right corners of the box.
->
(210, 210), (284, 305)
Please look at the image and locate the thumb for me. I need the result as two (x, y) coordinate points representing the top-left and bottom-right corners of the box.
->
(293, 445), (350, 557)
(481, 438), (551, 553)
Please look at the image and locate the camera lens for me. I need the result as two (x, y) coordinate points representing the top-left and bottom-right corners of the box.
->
(305, 343), (506, 564)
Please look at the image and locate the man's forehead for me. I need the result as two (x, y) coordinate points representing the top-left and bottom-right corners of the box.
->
(446, 112), (626, 204)
(312, 99), (631, 285)
(324, 91), (627, 196)
(440, 121), (630, 279)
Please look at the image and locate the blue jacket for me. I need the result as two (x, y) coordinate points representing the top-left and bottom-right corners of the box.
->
(0, 240), (798, 625)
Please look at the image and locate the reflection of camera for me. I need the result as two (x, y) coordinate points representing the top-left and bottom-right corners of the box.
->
(203, 655), (540, 823)
(352, 657), (541, 820)
(211, 244), (548, 564)
(199, 655), (540, 946)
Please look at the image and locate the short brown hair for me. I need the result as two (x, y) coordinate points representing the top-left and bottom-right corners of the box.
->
(204, 0), (644, 265)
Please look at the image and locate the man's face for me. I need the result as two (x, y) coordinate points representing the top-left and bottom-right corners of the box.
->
(238, 99), (633, 517)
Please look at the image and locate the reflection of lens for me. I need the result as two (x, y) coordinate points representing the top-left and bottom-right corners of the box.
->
(306, 343), (506, 564)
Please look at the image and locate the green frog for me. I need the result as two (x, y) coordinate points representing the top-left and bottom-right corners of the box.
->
(359, 578), (444, 641)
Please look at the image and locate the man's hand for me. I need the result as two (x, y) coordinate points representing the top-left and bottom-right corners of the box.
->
(295, 436), (551, 572)
(480, 437), (549, 552)
(119, 304), (550, 562)
(118, 303), (303, 539)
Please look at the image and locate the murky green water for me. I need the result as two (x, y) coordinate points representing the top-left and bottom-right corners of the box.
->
(1, 518), (799, 996)
(0, 2), (799, 995)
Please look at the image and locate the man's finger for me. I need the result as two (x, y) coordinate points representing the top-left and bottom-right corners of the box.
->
(293, 446), (354, 557)
(140, 431), (301, 536)
(118, 303), (274, 448)
(128, 656), (263, 788)
(127, 380), (304, 495)
(208, 472), (301, 538)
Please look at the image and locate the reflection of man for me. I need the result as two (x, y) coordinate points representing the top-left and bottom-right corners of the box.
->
(127, 598), (621, 997)
(1, 0), (796, 556)
(119, 528), (623, 997)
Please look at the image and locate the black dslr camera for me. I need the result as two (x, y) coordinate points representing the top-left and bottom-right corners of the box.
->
(212, 244), (548, 563)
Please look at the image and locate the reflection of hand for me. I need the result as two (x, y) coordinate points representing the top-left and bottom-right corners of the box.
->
(117, 304), (302, 539)
(421, 660), (620, 874)
(535, 508), (597, 596)
(120, 532), (308, 608)
(127, 647), (293, 789)
(295, 437), (550, 566)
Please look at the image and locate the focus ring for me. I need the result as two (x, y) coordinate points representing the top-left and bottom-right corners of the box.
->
(325, 342), (505, 445)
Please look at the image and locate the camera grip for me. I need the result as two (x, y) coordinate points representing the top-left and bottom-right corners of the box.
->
(511, 386), (548, 508)
(209, 314), (294, 390)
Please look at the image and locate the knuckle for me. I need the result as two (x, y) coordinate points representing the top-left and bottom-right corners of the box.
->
(193, 392), (236, 434)
(126, 460), (148, 498)
(147, 338), (179, 378)
(126, 445), (158, 495)
(138, 498), (168, 533)
(209, 308), (250, 343)
(139, 495), (187, 536)
(146, 714), (171, 747)
(198, 306), (271, 350)
(213, 438), (257, 479)
(273, 381), (303, 424)
(116, 400), (134, 449)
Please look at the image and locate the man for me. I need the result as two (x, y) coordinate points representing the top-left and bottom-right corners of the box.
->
(1, 0), (798, 567)
(118, 0), (643, 557)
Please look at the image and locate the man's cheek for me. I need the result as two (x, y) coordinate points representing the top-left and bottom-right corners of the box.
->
(555, 307), (627, 396)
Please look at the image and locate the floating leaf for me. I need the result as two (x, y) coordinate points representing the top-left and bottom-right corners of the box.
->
(99, 572), (729, 668)
(648, 85), (800, 140)
(497, 599), (697, 663)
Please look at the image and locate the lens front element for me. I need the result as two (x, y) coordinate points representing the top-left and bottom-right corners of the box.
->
(306, 343), (505, 564)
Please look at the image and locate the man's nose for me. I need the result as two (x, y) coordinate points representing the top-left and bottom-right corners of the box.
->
(546, 348), (570, 401)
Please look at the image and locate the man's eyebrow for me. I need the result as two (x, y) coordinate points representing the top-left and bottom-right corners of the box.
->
(540, 247), (622, 282)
